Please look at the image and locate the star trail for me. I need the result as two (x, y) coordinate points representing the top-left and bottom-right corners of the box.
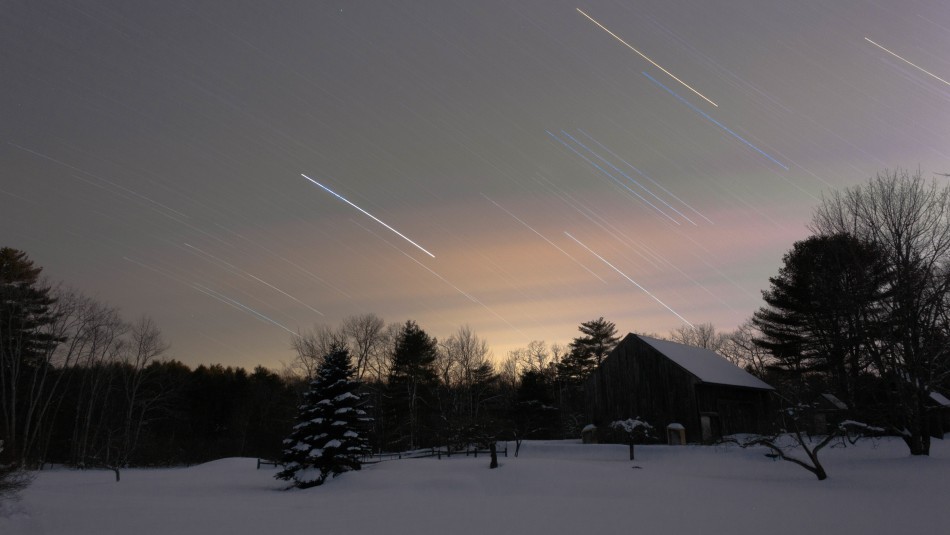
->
(3, 0), (948, 368)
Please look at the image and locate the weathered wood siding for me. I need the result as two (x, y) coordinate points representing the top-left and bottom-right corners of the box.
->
(694, 384), (773, 436)
(586, 334), (703, 441)
(586, 334), (773, 442)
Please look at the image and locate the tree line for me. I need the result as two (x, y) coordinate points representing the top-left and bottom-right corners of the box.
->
(3, 168), (949, 472)
(0, 246), (627, 468)
(0, 249), (297, 467)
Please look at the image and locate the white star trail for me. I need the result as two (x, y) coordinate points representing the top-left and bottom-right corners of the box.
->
(865, 37), (950, 87)
(352, 220), (525, 336)
(576, 129), (714, 224)
(481, 194), (607, 283)
(576, 8), (719, 108)
(123, 256), (300, 337)
(182, 243), (324, 316)
(560, 130), (698, 226)
(546, 130), (683, 225)
(301, 173), (435, 258)
(192, 283), (299, 337)
(564, 232), (693, 327)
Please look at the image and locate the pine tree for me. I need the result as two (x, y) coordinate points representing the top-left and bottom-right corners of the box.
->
(276, 346), (370, 488)
(0, 247), (62, 464)
(386, 321), (439, 449)
(753, 233), (889, 406)
(557, 317), (620, 383)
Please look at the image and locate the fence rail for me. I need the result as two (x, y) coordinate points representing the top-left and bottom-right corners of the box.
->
(259, 442), (508, 469)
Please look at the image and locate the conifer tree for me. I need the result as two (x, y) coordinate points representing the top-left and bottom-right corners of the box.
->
(557, 317), (620, 383)
(387, 321), (439, 449)
(0, 247), (62, 464)
(276, 346), (370, 488)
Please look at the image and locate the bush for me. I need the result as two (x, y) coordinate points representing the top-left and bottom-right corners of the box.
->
(0, 441), (33, 503)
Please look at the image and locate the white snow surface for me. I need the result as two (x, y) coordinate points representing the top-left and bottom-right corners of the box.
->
(930, 391), (950, 407)
(637, 334), (774, 390)
(2, 438), (948, 534)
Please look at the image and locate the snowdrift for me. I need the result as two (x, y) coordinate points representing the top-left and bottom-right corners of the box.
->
(2, 438), (948, 535)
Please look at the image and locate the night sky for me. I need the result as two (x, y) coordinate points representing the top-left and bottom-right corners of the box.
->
(4, 0), (950, 369)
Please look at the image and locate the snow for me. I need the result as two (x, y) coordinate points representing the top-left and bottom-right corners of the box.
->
(637, 335), (774, 390)
(822, 393), (849, 410)
(930, 391), (950, 407)
(3, 438), (949, 534)
(611, 419), (651, 433)
(334, 392), (359, 402)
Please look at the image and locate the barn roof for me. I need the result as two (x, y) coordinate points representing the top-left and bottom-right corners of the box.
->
(636, 334), (774, 390)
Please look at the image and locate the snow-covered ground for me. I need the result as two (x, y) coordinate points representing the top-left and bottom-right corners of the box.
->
(3, 438), (948, 534)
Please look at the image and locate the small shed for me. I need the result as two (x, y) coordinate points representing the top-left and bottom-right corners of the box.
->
(928, 391), (950, 438)
(586, 334), (775, 443)
(810, 393), (849, 434)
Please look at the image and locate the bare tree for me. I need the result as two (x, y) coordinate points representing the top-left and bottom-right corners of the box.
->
(521, 340), (550, 372)
(287, 324), (345, 379)
(340, 314), (385, 381)
(499, 351), (520, 392)
(811, 169), (950, 455)
(115, 316), (169, 469)
(2, 285), (90, 465)
(669, 323), (728, 353)
(66, 300), (126, 466)
(728, 406), (882, 481)
(720, 320), (775, 376)
(438, 326), (495, 440)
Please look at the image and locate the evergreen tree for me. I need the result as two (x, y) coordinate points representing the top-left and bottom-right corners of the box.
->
(0, 247), (62, 463)
(387, 321), (439, 449)
(753, 233), (889, 407)
(555, 317), (620, 437)
(514, 369), (559, 440)
(276, 346), (369, 488)
(557, 317), (620, 383)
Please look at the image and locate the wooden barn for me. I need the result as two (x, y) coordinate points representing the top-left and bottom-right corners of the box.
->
(586, 334), (775, 443)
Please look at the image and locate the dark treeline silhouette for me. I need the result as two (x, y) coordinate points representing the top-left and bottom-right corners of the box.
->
(753, 170), (950, 456)
(44, 362), (298, 466)
(0, 246), (299, 467)
(9, 170), (949, 474)
(1, 246), (626, 467)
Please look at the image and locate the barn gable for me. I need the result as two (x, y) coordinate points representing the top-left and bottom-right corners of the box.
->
(586, 333), (774, 443)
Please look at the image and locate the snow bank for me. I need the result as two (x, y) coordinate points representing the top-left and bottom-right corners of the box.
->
(3, 438), (948, 535)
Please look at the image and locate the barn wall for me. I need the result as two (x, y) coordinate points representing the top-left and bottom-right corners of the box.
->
(695, 384), (773, 436)
(586, 335), (703, 441)
(586, 334), (774, 442)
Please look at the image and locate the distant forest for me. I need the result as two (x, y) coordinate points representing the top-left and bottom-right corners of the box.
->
(3, 169), (950, 467)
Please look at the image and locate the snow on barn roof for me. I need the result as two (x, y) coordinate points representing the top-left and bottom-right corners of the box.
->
(636, 334), (774, 390)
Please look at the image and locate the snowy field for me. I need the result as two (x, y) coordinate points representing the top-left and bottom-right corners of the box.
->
(3, 438), (948, 535)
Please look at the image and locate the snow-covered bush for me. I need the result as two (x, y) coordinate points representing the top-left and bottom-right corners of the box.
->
(610, 418), (654, 460)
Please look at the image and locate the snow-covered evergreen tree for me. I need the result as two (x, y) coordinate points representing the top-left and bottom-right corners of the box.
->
(276, 346), (370, 488)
